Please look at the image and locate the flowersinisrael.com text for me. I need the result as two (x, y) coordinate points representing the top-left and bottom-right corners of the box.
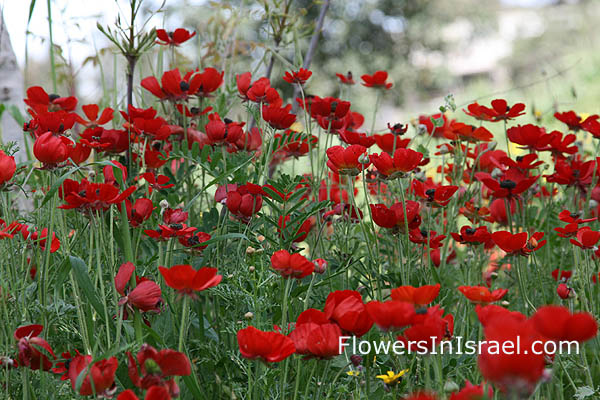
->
(339, 336), (580, 356)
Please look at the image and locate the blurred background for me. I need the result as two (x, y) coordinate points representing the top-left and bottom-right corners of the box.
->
(2, 0), (600, 129)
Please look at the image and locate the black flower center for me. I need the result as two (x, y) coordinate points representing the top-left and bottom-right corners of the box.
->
(499, 180), (516, 190)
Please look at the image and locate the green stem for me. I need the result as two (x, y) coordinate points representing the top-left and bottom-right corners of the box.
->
(178, 295), (190, 352)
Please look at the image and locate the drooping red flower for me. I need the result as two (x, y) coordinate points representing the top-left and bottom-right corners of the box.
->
(569, 227), (600, 249)
(390, 284), (440, 306)
(237, 326), (295, 363)
(115, 262), (162, 314)
(365, 300), (415, 332)
(0, 150), (16, 186)
(33, 131), (73, 167)
(283, 68), (312, 85)
(126, 198), (154, 227)
(491, 231), (546, 256)
(67, 354), (118, 396)
(326, 145), (369, 175)
(370, 201), (421, 232)
(458, 285), (508, 305)
(556, 283), (573, 299)
(324, 290), (374, 337)
(361, 71), (392, 89)
(270, 249), (314, 279)
(159, 264), (222, 298)
(14, 324), (55, 371)
(370, 148), (423, 179)
(156, 28), (196, 46)
(127, 344), (191, 397)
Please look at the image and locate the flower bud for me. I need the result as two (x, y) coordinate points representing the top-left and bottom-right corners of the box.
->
(244, 312), (254, 320)
(159, 199), (169, 209)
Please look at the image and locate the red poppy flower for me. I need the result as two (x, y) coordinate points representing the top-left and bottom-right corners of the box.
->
(14, 325), (55, 371)
(365, 300), (415, 332)
(270, 249), (314, 279)
(139, 172), (175, 194)
(115, 262), (162, 314)
(403, 392), (438, 400)
(127, 344), (191, 397)
(390, 284), (440, 306)
(445, 122), (493, 142)
(305, 96), (351, 131)
(262, 104), (296, 130)
(216, 182), (264, 220)
(570, 227), (600, 249)
(418, 113), (453, 138)
(125, 198), (154, 227)
(178, 231), (211, 252)
(33, 131), (73, 167)
(397, 307), (453, 352)
(283, 68), (312, 85)
(531, 305), (598, 343)
(335, 71), (355, 85)
(236, 73), (282, 105)
(412, 179), (458, 207)
(551, 268), (573, 281)
(475, 304), (526, 328)
(373, 134), (410, 155)
(449, 380), (493, 400)
(458, 285), (508, 305)
(141, 69), (203, 102)
(409, 229), (445, 249)
(554, 110), (598, 131)
(475, 172), (538, 199)
(24, 86), (77, 112)
(506, 124), (553, 151)
(361, 71), (392, 89)
(159, 264), (222, 298)
(278, 215), (313, 242)
(0, 219), (21, 239)
(556, 283), (573, 299)
(67, 355), (118, 396)
(20, 226), (61, 253)
(156, 28), (196, 46)
(0, 150), (16, 186)
(326, 145), (369, 176)
(339, 129), (376, 147)
(237, 326), (295, 363)
(324, 290), (374, 337)
(370, 201), (422, 232)
(204, 113), (244, 145)
(194, 67), (224, 98)
(478, 99), (525, 122)
(370, 148), (423, 179)
(451, 226), (493, 247)
(289, 322), (343, 359)
(491, 231), (546, 256)
(75, 104), (114, 128)
(59, 178), (136, 212)
(463, 102), (493, 121)
(117, 387), (171, 400)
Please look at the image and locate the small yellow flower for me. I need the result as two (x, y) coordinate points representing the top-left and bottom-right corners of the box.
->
(346, 370), (360, 377)
(375, 369), (409, 385)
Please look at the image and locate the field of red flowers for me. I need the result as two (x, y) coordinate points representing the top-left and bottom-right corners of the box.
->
(1, 3), (600, 400)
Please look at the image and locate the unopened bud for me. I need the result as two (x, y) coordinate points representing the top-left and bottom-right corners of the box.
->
(244, 312), (254, 320)
(227, 274), (234, 279)
(358, 153), (370, 164)
(159, 199), (169, 209)
(350, 354), (363, 366)
(249, 266), (255, 272)
(88, 170), (96, 179)
(313, 258), (327, 274)
(257, 235), (265, 242)
(246, 246), (256, 255)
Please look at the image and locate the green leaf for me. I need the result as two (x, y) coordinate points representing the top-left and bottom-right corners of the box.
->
(69, 256), (105, 317)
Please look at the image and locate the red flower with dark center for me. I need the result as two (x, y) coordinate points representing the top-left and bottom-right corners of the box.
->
(365, 300), (415, 332)
(20, 226), (61, 253)
(236, 73), (282, 105)
(390, 284), (440, 306)
(545, 156), (596, 193)
(409, 229), (445, 249)
(544, 131), (578, 159)
(125, 198), (154, 227)
(335, 71), (355, 85)
(141, 69), (202, 102)
(159, 264), (222, 298)
(155, 28), (196, 46)
(127, 344), (191, 397)
(451, 226), (493, 247)
(283, 68), (312, 85)
(25, 86), (77, 112)
(554, 110), (598, 131)
(326, 145), (369, 176)
(75, 104), (114, 128)
(477, 99), (525, 121)
(59, 178), (136, 212)
(370, 201), (422, 232)
(475, 172), (538, 199)
(463, 102), (494, 121)
(270, 249), (314, 279)
(237, 326), (295, 363)
(178, 231), (211, 252)
(262, 104), (296, 130)
(324, 290), (373, 337)
(14, 324), (55, 371)
(491, 231), (546, 256)
(412, 179), (458, 207)
(458, 285), (508, 305)
(139, 172), (175, 194)
(67, 354), (118, 396)
(204, 113), (245, 145)
(194, 67), (224, 98)
(397, 308), (453, 352)
(570, 227), (600, 249)
(361, 71), (392, 89)
(370, 148), (423, 179)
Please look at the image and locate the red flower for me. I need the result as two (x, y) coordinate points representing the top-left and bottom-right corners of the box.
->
(491, 231), (546, 256)
(531, 305), (597, 343)
(361, 71), (392, 89)
(374, 133), (411, 153)
(335, 71), (355, 85)
(278, 215), (313, 242)
(365, 300), (415, 332)
(418, 113), (453, 138)
(126, 198), (154, 227)
(115, 262), (162, 314)
(33, 131), (73, 167)
(390, 284), (440, 306)
(217, 182), (264, 221)
(326, 145), (369, 176)
(397, 307), (453, 352)
(237, 326), (295, 363)
(117, 387), (171, 400)
(370, 201), (421, 232)
(178, 231), (211, 252)
(449, 380), (493, 400)
(458, 285), (508, 305)
(67, 354), (118, 396)
(141, 69), (202, 102)
(59, 178), (136, 212)
(75, 104), (114, 128)
(159, 264), (222, 298)
(339, 129), (376, 147)
(24, 86), (77, 112)
(20, 226), (61, 253)
(127, 344), (191, 397)
(283, 68), (312, 85)
(556, 283), (573, 299)
(156, 28), (196, 46)
(404, 392), (438, 400)
(262, 104), (296, 130)
(306, 96), (351, 131)
(445, 122), (493, 142)
(204, 113), (244, 145)
(570, 227), (600, 249)
(236, 73), (282, 105)
(551, 268), (573, 281)
(475, 172), (538, 199)
(194, 67), (224, 98)
(506, 124), (553, 151)
(289, 321), (343, 359)
(0, 150), (16, 186)
(270, 249), (314, 279)
(324, 290), (374, 337)
(409, 229), (445, 249)
(554, 110), (598, 131)
(478, 99), (525, 122)
(14, 324), (55, 371)
(370, 148), (423, 178)
(139, 172), (175, 194)
(412, 179), (458, 207)
(451, 226), (493, 247)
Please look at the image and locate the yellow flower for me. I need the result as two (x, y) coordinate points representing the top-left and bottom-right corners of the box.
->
(346, 370), (360, 377)
(375, 369), (409, 385)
